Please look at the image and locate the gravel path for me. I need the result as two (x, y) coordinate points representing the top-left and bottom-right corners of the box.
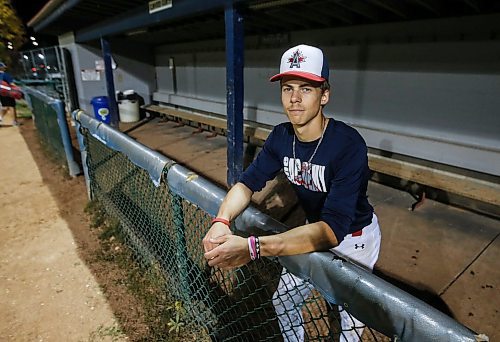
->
(0, 125), (126, 341)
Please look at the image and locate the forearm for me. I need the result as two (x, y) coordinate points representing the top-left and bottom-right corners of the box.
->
(260, 221), (338, 256)
(216, 182), (253, 221)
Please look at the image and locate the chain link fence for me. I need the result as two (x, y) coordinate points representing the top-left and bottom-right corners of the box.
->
(23, 87), (80, 177)
(81, 123), (387, 341)
(74, 110), (480, 342)
(18, 46), (69, 102)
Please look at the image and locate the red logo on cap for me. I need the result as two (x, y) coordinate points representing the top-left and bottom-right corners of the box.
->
(288, 49), (306, 68)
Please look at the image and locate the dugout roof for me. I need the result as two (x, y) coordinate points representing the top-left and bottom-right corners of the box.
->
(29, 0), (500, 45)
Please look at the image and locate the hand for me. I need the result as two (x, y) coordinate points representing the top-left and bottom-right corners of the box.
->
(202, 222), (232, 253)
(204, 235), (251, 270)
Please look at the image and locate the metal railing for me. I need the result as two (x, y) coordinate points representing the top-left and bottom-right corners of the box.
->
(73, 109), (481, 342)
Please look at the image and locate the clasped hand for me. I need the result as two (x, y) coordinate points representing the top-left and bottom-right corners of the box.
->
(202, 223), (251, 270)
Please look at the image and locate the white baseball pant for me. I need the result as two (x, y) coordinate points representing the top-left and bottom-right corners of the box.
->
(272, 213), (381, 342)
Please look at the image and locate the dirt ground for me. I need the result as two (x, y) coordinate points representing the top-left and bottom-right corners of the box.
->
(1, 117), (211, 342)
(0, 118), (151, 341)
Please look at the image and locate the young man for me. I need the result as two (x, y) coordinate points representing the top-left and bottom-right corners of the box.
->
(203, 45), (381, 341)
(0, 62), (18, 126)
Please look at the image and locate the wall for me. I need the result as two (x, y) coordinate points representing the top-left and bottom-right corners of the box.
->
(58, 33), (156, 116)
(153, 15), (500, 176)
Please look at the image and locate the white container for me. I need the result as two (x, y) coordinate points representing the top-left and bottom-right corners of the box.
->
(118, 99), (140, 123)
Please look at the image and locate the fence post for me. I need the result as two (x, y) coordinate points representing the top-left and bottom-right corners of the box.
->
(53, 100), (81, 177)
(73, 110), (92, 199)
(100, 37), (119, 128)
(171, 192), (189, 302)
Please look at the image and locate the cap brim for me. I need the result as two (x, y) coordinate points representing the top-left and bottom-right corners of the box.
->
(269, 71), (326, 83)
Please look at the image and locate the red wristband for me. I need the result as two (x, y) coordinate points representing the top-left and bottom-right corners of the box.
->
(211, 217), (230, 227)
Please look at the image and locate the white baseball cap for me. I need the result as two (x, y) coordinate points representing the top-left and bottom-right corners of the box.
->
(270, 44), (329, 83)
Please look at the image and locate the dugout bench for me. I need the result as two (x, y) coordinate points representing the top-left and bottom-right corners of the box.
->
(144, 104), (500, 216)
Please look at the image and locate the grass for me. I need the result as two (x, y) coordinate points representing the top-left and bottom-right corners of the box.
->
(16, 100), (32, 118)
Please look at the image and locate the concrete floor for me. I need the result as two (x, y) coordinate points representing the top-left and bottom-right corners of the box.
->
(125, 117), (499, 340)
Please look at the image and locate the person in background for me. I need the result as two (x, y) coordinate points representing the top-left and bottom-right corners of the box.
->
(202, 44), (381, 341)
(0, 61), (18, 126)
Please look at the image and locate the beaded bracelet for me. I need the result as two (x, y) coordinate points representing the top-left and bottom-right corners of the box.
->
(255, 236), (261, 259)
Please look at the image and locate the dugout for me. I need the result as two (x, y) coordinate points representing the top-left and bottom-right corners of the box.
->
(28, 0), (500, 215)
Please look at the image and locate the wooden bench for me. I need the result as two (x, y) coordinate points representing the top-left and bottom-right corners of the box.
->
(145, 104), (271, 141)
(144, 104), (500, 208)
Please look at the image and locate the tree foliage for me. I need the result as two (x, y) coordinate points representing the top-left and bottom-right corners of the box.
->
(0, 0), (26, 66)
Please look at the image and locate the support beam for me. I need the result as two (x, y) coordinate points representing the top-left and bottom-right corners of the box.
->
(264, 10), (310, 29)
(312, 4), (356, 25)
(367, 0), (409, 19)
(462, 0), (481, 13)
(333, 0), (380, 21)
(224, 4), (244, 186)
(100, 37), (119, 128)
(412, 0), (442, 16)
(29, 0), (81, 32)
(76, 0), (247, 43)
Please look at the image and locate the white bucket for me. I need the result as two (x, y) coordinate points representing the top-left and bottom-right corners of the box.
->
(118, 99), (140, 123)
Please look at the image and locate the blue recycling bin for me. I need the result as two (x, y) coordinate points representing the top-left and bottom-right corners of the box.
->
(90, 96), (111, 124)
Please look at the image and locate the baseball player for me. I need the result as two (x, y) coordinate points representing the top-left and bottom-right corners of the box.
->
(203, 44), (381, 341)
(0, 61), (18, 126)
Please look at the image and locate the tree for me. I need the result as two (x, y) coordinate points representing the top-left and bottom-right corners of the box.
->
(0, 0), (26, 67)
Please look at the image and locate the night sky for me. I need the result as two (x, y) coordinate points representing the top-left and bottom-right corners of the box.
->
(11, 0), (47, 25)
(11, 0), (58, 46)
